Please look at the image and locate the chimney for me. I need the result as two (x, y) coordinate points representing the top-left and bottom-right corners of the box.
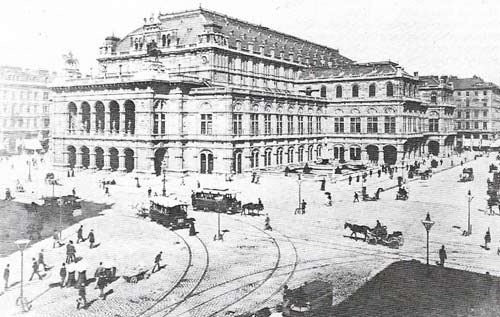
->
(413, 71), (419, 77)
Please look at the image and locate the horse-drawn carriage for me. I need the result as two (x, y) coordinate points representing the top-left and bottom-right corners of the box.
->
(361, 187), (383, 201)
(459, 168), (474, 182)
(191, 188), (241, 214)
(395, 187), (409, 201)
(241, 200), (264, 216)
(149, 196), (192, 230)
(30, 195), (82, 215)
(344, 221), (404, 249)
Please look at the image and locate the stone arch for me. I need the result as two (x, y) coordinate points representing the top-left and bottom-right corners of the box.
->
(109, 147), (119, 171)
(81, 146), (90, 168)
(366, 145), (379, 162)
(386, 81), (394, 97)
(67, 102), (77, 132)
(124, 148), (134, 172)
(124, 100), (135, 134)
(95, 101), (105, 132)
(109, 101), (120, 133)
(428, 140), (440, 156)
(154, 147), (167, 176)
(276, 147), (284, 165)
(264, 148), (272, 166)
(81, 102), (91, 133)
(349, 145), (361, 161)
(287, 146), (294, 164)
(67, 145), (76, 168)
(200, 150), (214, 174)
(298, 146), (304, 162)
(369, 83), (376, 97)
(383, 145), (397, 165)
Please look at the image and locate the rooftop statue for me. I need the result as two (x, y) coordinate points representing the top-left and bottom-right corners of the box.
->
(62, 51), (79, 68)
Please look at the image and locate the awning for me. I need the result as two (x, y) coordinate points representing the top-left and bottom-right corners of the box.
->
(23, 139), (42, 150)
(491, 140), (500, 148)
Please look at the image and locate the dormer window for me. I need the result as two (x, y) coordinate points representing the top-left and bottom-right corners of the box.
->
(431, 92), (437, 104)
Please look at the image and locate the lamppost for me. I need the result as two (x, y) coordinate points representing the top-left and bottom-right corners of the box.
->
(162, 165), (167, 197)
(27, 160), (32, 182)
(214, 196), (223, 241)
(298, 173), (302, 212)
(14, 239), (31, 313)
(466, 190), (474, 236)
(421, 213), (435, 268)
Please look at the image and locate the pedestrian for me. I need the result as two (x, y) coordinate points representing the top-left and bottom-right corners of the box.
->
(66, 240), (76, 264)
(77, 225), (85, 243)
(264, 214), (272, 231)
(147, 187), (152, 198)
(3, 264), (9, 290)
(38, 249), (49, 271)
(377, 169), (381, 178)
(197, 180), (201, 188)
(251, 171), (256, 183)
(96, 266), (107, 298)
(301, 199), (307, 214)
(348, 175), (352, 185)
(152, 251), (162, 273)
(53, 229), (64, 248)
(72, 187), (76, 196)
(353, 192), (359, 203)
(29, 258), (42, 281)
(87, 229), (95, 249)
(439, 245), (447, 266)
(67, 169), (71, 177)
(320, 177), (326, 191)
(460, 160), (463, 166)
(369, 170), (373, 177)
(105, 186), (109, 196)
(76, 283), (87, 309)
(71, 168), (75, 177)
(60, 263), (67, 288)
(326, 193), (332, 206)
(440, 159), (443, 166)
(485, 229), (491, 250)
(356, 175), (360, 183)
(189, 221), (197, 236)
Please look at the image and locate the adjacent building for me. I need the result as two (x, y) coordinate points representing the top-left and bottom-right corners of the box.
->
(51, 8), (460, 175)
(448, 75), (500, 150)
(0, 66), (55, 154)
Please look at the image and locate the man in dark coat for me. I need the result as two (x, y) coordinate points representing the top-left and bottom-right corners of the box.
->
(377, 169), (381, 178)
(76, 283), (87, 309)
(29, 258), (42, 281)
(348, 175), (352, 185)
(353, 192), (359, 203)
(301, 200), (307, 214)
(66, 241), (76, 264)
(87, 229), (95, 249)
(77, 225), (85, 244)
(3, 264), (9, 290)
(439, 245), (447, 266)
(485, 229), (491, 250)
(60, 263), (67, 287)
(38, 249), (49, 271)
(152, 251), (162, 273)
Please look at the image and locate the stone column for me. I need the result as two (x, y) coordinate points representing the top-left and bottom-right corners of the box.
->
(103, 154), (111, 171)
(117, 154), (126, 172)
(89, 152), (96, 169)
(120, 111), (126, 135)
(105, 111), (111, 135)
(378, 149), (384, 164)
(89, 110), (95, 134)
(75, 149), (83, 168)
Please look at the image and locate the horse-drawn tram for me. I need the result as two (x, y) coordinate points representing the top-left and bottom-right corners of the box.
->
(282, 280), (332, 317)
(191, 188), (241, 213)
(149, 196), (191, 230)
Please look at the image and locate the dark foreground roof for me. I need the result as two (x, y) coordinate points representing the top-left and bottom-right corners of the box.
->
(332, 260), (500, 317)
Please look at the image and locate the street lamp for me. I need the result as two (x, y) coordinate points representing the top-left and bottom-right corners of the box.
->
(466, 190), (474, 236)
(298, 174), (302, 212)
(27, 160), (32, 182)
(214, 196), (223, 241)
(421, 213), (435, 268)
(14, 239), (31, 313)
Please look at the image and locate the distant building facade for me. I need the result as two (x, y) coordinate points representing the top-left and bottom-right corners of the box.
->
(0, 66), (55, 154)
(448, 76), (500, 150)
(51, 8), (459, 175)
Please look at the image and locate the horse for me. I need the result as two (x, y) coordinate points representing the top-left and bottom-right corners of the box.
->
(344, 222), (371, 241)
(241, 202), (264, 216)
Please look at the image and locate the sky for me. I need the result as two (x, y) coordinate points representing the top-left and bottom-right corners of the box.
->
(0, 0), (499, 83)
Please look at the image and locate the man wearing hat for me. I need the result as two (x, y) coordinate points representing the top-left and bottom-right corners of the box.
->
(87, 229), (95, 249)
(152, 251), (162, 273)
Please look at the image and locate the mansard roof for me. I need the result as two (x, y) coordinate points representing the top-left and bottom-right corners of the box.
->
(448, 75), (499, 90)
(298, 61), (413, 81)
(419, 75), (453, 89)
(114, 8), (352, 66)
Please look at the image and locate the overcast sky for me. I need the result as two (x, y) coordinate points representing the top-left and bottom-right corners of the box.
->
(0, 0), (499, 82)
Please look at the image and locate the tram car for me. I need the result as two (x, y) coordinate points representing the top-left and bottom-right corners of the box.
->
(191, 188), (241, 214)
(283, 280), (332, 317)
(149, 196), (191, 230)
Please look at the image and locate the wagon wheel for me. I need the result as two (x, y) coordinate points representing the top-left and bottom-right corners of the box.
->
(386, 238), (400, 249)
(130, 276), (138, 283)
(367, 236), (377, 245)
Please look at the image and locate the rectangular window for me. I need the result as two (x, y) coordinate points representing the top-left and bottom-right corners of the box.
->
(232, 114), (242, 135)
(367, 117), (378, 133)
(307, 116), (313, 134)
(465, 112), (470, 119)
(484, 91), (488, 95)
(474, 121), (479, 129)
(298, 115), (304, 134)
(161, 114), (166, 134)
(466, 91), (470, 96)
(429, 119), (439, 132)
(276, 115), (283, 135)
(334, 117), (344, 133)
(316, 116), (321, 133)
(483, 122), (488, 130)
(483, 110), (488, 117)
(43, 92), (49, 100)
(384, 116), (396, 133)
(457, 122), (462, 129)
(250, 114), (259, 135)
(350, 117), (361, 133)
(287, 115), (294, 134)
(465, 121), (470, 129)
(264, 114), (271, 135)
(153, 114), (159, 134)
(474, 110), (479, 118)
(201, 114), (212, 135)
(457, 111), (461, 118)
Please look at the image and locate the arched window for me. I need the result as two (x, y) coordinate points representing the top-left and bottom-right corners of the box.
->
(320, 85), (327, 98)
(352, 84), (359, 97)
(336, 85), (342, 98)
(369, 84), (376, 97)
(386, 82), (394, 97)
